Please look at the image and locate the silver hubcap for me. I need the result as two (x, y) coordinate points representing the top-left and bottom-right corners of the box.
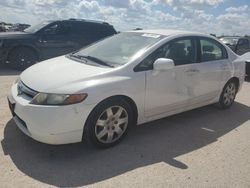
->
(95, 106), (128, 144)
(223, 83), (236, 106)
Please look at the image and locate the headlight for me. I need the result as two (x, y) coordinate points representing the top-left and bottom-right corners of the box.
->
(30, 93), (88, 105)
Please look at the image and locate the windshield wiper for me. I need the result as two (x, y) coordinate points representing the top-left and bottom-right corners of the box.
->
(81, 55), (114, 68)
(68, 54), (114, 68)
(69, 54), (88, 62)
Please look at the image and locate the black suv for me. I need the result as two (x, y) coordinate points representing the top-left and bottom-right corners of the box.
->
(219, 36), (250, 55)
(0, 19), (117, 70)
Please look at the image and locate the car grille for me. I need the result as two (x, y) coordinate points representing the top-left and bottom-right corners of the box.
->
(17, 81), (38, 98)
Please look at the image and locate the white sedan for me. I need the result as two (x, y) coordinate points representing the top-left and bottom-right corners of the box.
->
(8, 30), (246, 147)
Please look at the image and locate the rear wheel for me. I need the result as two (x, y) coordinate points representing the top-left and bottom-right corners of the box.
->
(84, 98), (133, 148)
(218, 81), (237, 109)
(7, 47), (37, 70)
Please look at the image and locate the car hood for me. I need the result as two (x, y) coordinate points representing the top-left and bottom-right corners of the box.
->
(0, 31), (33, 39)
(20, 56), (114, 93)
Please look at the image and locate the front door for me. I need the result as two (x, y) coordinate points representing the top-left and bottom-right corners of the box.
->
(36, 22), (76, 59)
(142, 37), (198, 117)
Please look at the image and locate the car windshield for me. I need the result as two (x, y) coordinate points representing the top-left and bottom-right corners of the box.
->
(220, 37), (239, 45)
(24, 21), (52, 33)
(73, 32), (165, 66)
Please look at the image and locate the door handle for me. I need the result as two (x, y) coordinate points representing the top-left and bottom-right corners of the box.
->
(185, 69), (199, 73)
(38, 39), (47, 43)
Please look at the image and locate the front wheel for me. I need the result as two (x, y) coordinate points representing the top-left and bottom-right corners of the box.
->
(84, 98), (133, 148)
(218, 81), (237, 109)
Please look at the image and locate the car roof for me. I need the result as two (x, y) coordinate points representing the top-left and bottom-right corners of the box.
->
(220, 36), (241, 39)
(129, 29), (205, 37)
(43, 19), (112, 27)
(48, 19), (113, 27)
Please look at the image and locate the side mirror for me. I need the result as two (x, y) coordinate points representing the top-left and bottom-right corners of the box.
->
(153, 58), (174, 71)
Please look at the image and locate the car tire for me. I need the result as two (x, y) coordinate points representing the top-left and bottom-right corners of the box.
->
(84, 98), (133, 148)
(218, 80), (237, 109)
(7, 47), (38, 71)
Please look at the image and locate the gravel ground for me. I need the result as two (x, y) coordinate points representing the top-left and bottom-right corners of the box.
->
(0, 67), (250, 188)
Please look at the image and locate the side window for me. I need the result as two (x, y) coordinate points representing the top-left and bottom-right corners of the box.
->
(238, 39), (250, 48)
(72, 23), (98, 36)
(43, 23), (60, 35)
(135, 38), (196, 71)
(59, 22), (71, 35)
(71, 22), (114, 37)
(43, 22), (71, 35)
(200, 38), (227, 62)
(165, 39), (196, 66)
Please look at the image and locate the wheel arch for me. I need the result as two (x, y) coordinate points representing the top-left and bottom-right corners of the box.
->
(90, 95), (138, 125)
(112, 95), (138, 125)
(82, 94), (139, 144)
(227, 77), (240, 92)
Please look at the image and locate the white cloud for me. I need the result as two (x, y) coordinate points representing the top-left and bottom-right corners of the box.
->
(159, 0), (224, 8)
(216, 12), (250, 34)
(0, 0), (249, 35)
(226, 5), (248, 13)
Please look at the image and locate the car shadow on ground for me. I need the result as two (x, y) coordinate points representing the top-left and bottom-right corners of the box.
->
(1, 102), (250, 187)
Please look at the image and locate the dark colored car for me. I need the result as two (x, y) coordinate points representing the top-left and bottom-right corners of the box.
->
(0, 25), (6, 32)
(0, 19), (117, 70)
(246, 61), (250, 76)
(219, 36), (250, 55)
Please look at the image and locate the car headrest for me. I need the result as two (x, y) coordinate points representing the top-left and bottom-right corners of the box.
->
(203, 45), (214, 52)
(171, 42), (185, 51)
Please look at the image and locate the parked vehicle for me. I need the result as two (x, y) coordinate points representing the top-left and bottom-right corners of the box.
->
(241, 53), (250, 76)
(219, 36), (250, 55)
(0, 19), (117, 70)
(8, 23), (31, 32)
(0, 22), (13, 32)
(247, 61), (250, 76)
(0, 25), (6, 32)
(8, 30), (246, 148)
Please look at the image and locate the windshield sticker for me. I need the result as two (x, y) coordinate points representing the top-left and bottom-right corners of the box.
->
(142, 33), (161, 38)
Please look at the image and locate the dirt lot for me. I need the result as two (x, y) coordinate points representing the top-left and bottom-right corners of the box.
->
(0, 67), (250, 188)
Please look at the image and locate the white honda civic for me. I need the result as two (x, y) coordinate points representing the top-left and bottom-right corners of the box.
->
(8, 30), (246, 147)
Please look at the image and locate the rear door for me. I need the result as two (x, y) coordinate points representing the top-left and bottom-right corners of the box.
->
(191, 37), (231, 104)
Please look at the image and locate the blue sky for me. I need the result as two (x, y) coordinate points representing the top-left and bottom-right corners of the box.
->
(0, 0), (250, 35)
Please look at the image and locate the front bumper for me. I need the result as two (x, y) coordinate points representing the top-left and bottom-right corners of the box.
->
(8, 83), (94, 145)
